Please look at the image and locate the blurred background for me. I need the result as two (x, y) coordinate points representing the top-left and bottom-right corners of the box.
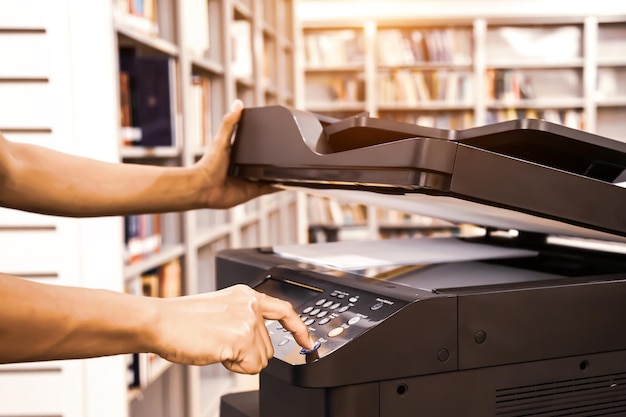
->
(0, 1), (625, 417)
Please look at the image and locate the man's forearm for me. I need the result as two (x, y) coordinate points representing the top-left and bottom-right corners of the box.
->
(0, 139), (205, 216)
(0, 273), (160, 363)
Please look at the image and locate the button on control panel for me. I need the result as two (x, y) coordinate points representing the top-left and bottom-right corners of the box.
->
(255, 270), (407, 365)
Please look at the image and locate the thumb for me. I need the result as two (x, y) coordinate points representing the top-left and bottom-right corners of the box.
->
(215, 100), (244, 151)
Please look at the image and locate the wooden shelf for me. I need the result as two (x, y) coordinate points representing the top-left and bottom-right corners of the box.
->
(378, 62), (473, 71)
(115, 25), (179, 57)
(486, 58), (584, 69)
(486, 98), (585, 109)
(191, 57), (225, 76)
(128, 356), (175, 402)
(236, 76), (255, 88)
(597, 97), (626, 107)
(233, 0), (253, 19)
(120, 146), (182, 159)
(263, 22), (278, 39)
(195, 224), (233, 249)
(305, 101), (366, 112)
(305, 64), (364, 73)
(124, 244), (186, 280)
(597, 57), (626, 67)
(378, 102), (474, 111)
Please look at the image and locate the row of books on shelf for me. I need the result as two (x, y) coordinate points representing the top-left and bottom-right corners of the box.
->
(486, 68), (581, 103)
(125, 258), (182, 389)
(304, 30), (365, 68)
(188, 75), (213, 149)
(378, 225), (459, 240)
(384, 111), (475, 130)
(307, 195), (459, 228)
(134, 259), (182, 298)
(308, 195), (367, 226)
(305, 76), (365, 104)
(114, 22), (254, 150)
(486, 108), (584, 130)
(381, 108), (583, 130)
(124, 214), (162, 264)
(304, 23), (626, 70)
(486, 69), (533, 103)
(378, 70), (474, 105)
(309, 105), (583, 132)
(377, 209), (460, 239)
(118, 48), (178, 148)
(377, 28), (473, 67)
(114, 0), (160, 37)
(378, 209), (449, 226)
(596, 68), (626, 101)
(183, 0), (211, 57)
(306, 195), (461, 242)
(306, 70), (587, 110)
(486, 26), (581, 63)
(127, 352), (162, 390)
(304, 27), (474, 68)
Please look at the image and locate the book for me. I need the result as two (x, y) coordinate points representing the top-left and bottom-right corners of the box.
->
(159, 258), (182, 298)
(124, 214), (162, 264)
(377, 28), (472, 66)
(188, 75), (212, 147)
(183, 0), (210, 57)
(304, 29), (365, 67)
(118, 70), (143, 145)
(116, 0), (159, 36)
(124, 215), (141, 263)
(134, 55), (176, 147)
(231, 20), (253, 79)
(119, 48), (176, 147)
(141, 271), (160, 297)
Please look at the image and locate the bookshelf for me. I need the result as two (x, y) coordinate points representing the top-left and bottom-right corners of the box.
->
(0, 1), (299, 417)
(301, 25), (368, 118)
(376, 25), (475, 128)
(295, 1), (626, 241)
(596, 21), (626, 141)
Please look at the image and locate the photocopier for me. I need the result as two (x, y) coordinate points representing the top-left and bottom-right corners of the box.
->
(217, 105), (626, 417)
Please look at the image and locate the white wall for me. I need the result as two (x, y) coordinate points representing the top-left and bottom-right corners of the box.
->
(0, 0), (126, 416)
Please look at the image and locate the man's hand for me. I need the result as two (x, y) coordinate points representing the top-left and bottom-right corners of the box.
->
(194, 100), (277, 209)
(153, 284), (313, 374)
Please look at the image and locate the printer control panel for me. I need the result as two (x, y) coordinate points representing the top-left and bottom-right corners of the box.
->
(255, 269), (408, 365)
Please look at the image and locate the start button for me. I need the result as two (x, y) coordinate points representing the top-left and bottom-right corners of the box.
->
(328, 327), (344, 338)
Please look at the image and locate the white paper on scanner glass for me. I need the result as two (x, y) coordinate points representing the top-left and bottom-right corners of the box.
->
(273, 237), (538, 270)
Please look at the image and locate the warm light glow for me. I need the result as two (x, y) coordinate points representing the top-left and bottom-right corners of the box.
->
(297, 0), (626, 22)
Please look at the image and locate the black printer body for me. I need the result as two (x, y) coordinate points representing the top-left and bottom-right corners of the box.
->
(216, 106), (626, 417)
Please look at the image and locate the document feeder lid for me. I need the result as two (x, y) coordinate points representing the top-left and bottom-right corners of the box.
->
(229, 105), (626, 242)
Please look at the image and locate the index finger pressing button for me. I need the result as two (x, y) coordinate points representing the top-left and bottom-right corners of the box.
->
(300, 340), (321, 355)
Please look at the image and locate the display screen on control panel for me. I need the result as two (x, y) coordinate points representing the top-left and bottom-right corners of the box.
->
(255, 278), (322, 307)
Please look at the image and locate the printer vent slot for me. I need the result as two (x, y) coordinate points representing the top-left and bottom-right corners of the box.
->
(495, 372), (626, 416)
